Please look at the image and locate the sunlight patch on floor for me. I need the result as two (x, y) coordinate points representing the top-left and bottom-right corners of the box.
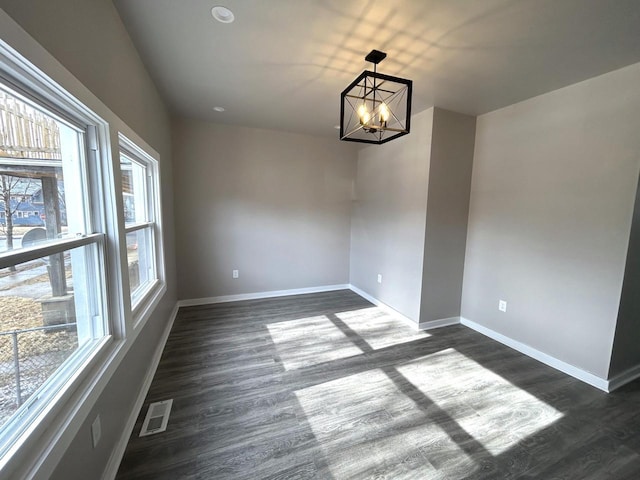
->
(335, 307), (431, 350)
(294, 368), (466, 479)
(266, 315), (363, 370)
(396, 348), (564, 456)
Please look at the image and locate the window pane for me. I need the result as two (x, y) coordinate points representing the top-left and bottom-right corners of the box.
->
(120, 154), (147, 226)
(126, 227), (155, 301)
(0, 243), (103, 430)
(0, 87), (87, 255)
(119, 135), (161, 312)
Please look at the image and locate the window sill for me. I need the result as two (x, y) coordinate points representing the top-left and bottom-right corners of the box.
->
(132, 279), (167, 332)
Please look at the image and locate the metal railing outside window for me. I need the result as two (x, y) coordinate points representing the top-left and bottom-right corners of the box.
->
(0, 322), (77, 424)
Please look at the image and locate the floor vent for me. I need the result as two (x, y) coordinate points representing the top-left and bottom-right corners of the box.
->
(140, 399), (173, 437)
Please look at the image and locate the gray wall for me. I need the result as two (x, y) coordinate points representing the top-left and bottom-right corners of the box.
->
(610, 171), (640, 377)
(350, 109), (433, 321)
(420, 108), (476, 323)
(172, 118), (357, 300)
(350, 107), (475, 325)
(462, 62), (640, 379)
(0, 1), (177, 479)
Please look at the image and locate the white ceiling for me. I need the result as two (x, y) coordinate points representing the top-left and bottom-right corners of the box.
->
(113, 0), (640, 138)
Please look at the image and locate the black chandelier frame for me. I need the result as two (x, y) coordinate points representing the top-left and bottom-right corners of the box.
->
(340, 50), (413, 145)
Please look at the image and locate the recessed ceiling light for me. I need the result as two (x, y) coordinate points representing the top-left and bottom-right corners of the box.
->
(334, 125), (340, 129)
(213, 106), (225, 112)
(211, 6), (234, 23)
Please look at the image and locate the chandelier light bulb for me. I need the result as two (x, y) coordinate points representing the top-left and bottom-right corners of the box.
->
(358, 104), (370, 125)
(379, 103), (390, 123)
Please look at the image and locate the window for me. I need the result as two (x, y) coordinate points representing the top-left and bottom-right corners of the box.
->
(118, 134), (162, 314)
(0, 57), (113, 461)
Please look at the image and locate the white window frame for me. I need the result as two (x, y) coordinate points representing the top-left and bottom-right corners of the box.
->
(118, 133), (165, 328)
(0, 38), (125, 476)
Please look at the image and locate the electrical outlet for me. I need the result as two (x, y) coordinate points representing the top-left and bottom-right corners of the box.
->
(498, 300), (507, 312)
(91, 414), (101, 448)
(377, 274), (383, 284)
(232, 269), (239, 279)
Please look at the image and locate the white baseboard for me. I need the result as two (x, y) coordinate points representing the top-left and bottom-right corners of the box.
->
(177, 284), (350, 307)
(419, 316), (460, 330)
(460, 317), (609, 392)
(607, 364), (640, 392)
(348, 285), (462, 332)
(348, 285), (420, 330)
(102, 303), (179, 480)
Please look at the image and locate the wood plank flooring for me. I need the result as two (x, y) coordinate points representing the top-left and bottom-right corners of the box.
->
(116, 290), (640, 479)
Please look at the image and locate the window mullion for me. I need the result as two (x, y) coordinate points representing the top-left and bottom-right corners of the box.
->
(124, 221), (154, 233)
(0, 233), (103, 270)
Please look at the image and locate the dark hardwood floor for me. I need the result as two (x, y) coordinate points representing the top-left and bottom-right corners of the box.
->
(116, 290), (640, 479)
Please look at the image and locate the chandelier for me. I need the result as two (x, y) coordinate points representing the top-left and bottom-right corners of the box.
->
(340, 50), (413, 145)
